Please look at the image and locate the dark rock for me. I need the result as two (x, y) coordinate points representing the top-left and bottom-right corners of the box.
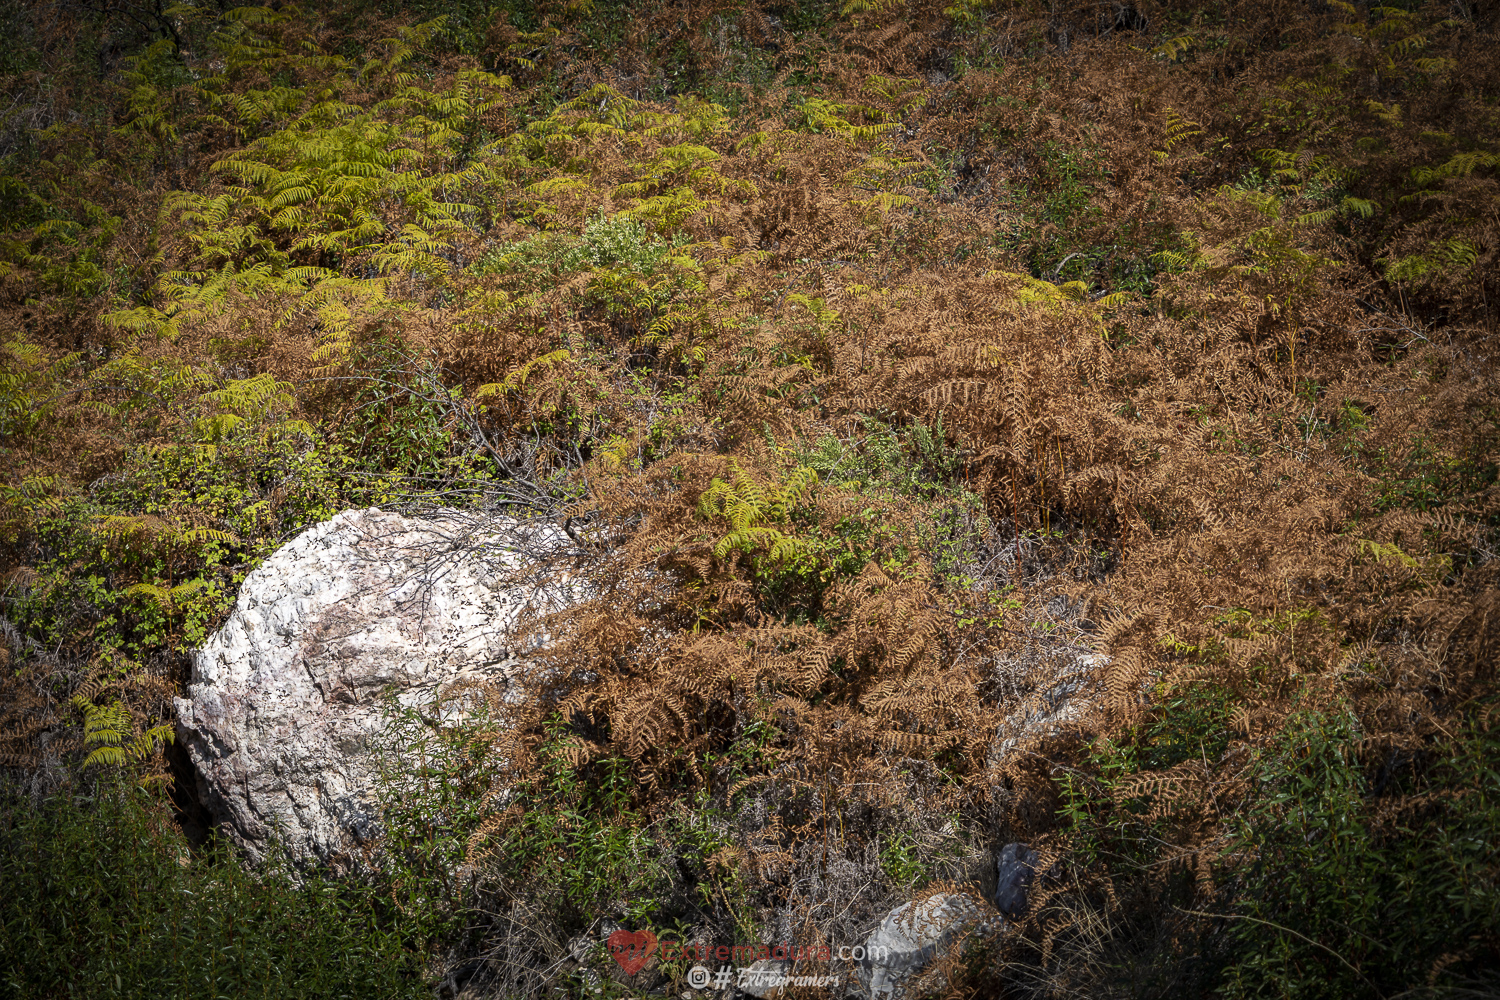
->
(994, 843), (1039, 917)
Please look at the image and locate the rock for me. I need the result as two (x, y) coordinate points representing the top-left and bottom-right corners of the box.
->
(988, 652), (1108, 769)
(993, 842), (1039, 917)
(566, 919), (622, 964)
(175, 507), (579, 863)
(857, 892), (994, 997)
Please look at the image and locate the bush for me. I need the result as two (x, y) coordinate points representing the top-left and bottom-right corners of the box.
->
(0, 780), (433, 1000)
(1218, 707), (1500, 998)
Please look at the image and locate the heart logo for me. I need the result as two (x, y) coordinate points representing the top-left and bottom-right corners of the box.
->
(607, 928), (658, 975)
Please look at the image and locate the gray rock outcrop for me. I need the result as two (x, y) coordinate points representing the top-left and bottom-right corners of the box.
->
(857, 892), (995, 997)
(175, 507), (579, 863)
(988, 651), (1108, 769)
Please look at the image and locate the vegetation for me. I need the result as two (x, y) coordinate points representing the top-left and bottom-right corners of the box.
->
(1, 0), (1497, 996)
(0, 779), (431, 999)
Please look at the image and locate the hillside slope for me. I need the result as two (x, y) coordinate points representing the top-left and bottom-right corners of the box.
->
(2, 1), (1497, 997)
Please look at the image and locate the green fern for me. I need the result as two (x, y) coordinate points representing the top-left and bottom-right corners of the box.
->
(1380, 237), (1478, 284)
(699, 462), (819, 562)
(841, 0), (900, 27)
(72, 696), (174, 768)
(202, 373), (293, 416)
(864, 75), (925, 115)
(476, 349), (574, 398)
(1410, 151), (1500, 188)
(194, 374), (313, 445)
(943, 0), (987, 27)
(1151, 34), (1198, 63)
(124, 578), (210, 610)
(92, 515), (238, 557)
(785, 294), (841, 331)
(1154, 108), (1204, 162)
(794, 97), (901, 143)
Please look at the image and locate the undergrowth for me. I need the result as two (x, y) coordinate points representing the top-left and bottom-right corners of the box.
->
(2, 0), (1497, 996)
(0, 776), (432, 999)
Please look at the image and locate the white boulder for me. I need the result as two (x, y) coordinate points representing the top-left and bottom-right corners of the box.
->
(175, 507), (578, 863)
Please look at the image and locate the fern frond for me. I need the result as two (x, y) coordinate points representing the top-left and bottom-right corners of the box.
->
(476, 349), (573, 398)
(176, 528), (237, 545)
(125, 583), (173, 603)
(84, 745), (129, 766)
(714, 526), (791, 559)
(202, 373), (294, 415)
(1295, 208), (1337, 227)
(1411, 151), (1500, 187)
(1151, 34), (1197, 62)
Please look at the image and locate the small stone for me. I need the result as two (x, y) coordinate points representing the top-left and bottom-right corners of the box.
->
(994, 842), (1039, 917)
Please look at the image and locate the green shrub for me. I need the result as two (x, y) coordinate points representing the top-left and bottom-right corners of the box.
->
(878, 829), (929, 888)
(372, 693), (511, 944)
(1057, 681), (1236, 867)
(8, 436), (384, 661)
(0, 780), (433, 1000)
(1218, 708), (1500, 998)
(473, 212), (691, 281)
(480, 714), (739, 931)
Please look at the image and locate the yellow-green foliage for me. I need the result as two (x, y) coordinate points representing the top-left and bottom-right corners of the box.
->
(196, 373), (313, 445)
(71, 696), (173, 769)
(699, 461), (820, 563)
(477, 349), (574, 399)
